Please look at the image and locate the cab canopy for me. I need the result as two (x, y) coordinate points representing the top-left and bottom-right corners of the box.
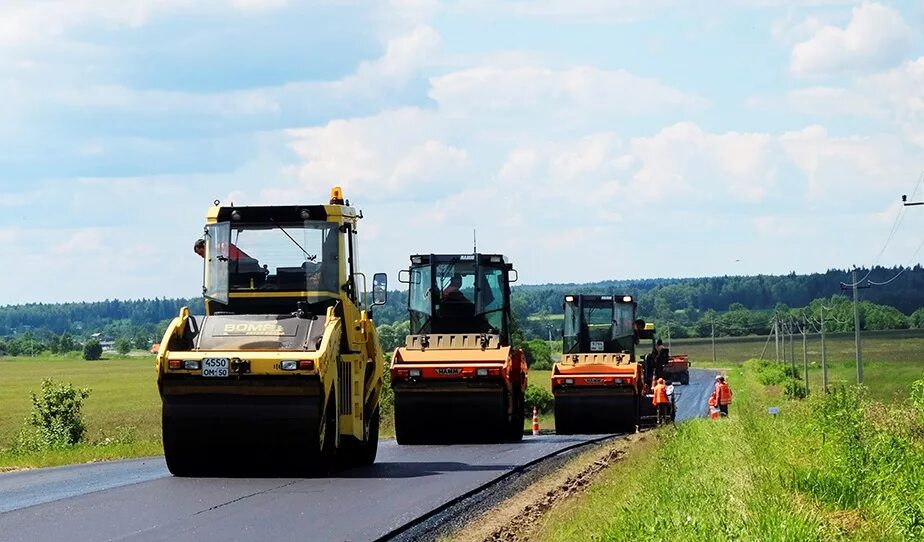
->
(201, 202), (359, 315)
(401, 254), (516, 343)
(562, 294), (638, 355)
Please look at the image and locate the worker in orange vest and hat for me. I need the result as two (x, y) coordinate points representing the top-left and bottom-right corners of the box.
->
(652, 377), (670, 425)
(713, 375), (733, 416)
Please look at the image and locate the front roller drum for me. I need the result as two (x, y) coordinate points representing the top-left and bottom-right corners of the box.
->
(394, 388), (508, 444)
(553, 391), (638, 435)
(161, 394), (324, 476)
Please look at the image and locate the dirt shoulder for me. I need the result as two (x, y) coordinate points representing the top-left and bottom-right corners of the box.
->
(446, 432), (648, 542)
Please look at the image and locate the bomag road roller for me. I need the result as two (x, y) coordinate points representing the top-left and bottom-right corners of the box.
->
(552, 294), (654, 434)
(390, 254), (527, 444)
(156, 187), (388, 476)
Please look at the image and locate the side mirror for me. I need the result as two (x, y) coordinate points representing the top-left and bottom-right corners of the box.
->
(508, 269), (518, 283)
(372, 273), (388, 305)
(397, 269), (410, 284)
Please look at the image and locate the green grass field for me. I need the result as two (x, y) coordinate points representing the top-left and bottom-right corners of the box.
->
(672, 328), (924, 402)
(0, 355), (160, 450)
(536, 361), (924, 541)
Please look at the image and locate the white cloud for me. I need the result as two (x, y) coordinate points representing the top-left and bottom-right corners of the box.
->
(0, 0), (295, 47)
(629, 123), (774, 202)
(286, 108), (469, 195)
(790, 2), (914, 76)
(348, 25), (442, 88)
(453, 0), (859, 23)
(859, 57), (924, 147)
(778, 124), (914, 200)
(747, 86), (885, 118)
(430, 65), (706, 117)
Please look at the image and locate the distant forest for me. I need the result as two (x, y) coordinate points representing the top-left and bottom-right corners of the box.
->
(1, 266), (922, 350)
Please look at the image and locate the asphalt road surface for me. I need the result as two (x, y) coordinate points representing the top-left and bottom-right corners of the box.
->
(0, 369), (716, 542)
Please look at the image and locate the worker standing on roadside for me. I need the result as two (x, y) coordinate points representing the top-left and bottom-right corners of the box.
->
(713, 375), (733, 417)
(652, 377), (670, 425)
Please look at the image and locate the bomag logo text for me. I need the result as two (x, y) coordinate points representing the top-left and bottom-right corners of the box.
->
(223, 323), (285, 335)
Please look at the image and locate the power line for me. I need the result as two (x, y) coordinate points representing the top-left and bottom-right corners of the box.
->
(867, 235), (924, 286)
(866, 174), (924, 286)
(843, 170), (924, 287)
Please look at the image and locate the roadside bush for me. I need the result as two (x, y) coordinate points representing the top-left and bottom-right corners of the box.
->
(521, 340), (554, 370)
(26, 378), (92, 448)
(524, 384), (553, 414)
(379, 355), (394, 417)
(782, 378), (806, 400)
(912, 378), (924, 424)
(744, 359), (800, 386)
(114, 338), (132, 355)
(83, 339), (102, 360)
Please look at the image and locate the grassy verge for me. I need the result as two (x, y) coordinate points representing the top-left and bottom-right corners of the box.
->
(535, 361), (924, 541)
(0, 355), (163, 469)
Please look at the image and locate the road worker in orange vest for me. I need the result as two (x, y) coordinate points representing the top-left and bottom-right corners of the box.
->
(713, 375), (733, 416)
(652, 377), (670, 425)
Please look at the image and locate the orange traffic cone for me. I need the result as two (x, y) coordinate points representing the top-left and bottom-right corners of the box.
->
(532, 405), (540, 436)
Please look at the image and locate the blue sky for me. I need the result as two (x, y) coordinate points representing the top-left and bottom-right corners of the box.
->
(1, 0), (924, 304)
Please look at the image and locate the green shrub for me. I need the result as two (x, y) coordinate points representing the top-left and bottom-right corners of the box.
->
(756, 365), (787, 385)
(744, 359), (801, 386)
(782, 378), (807, 400)
(912, 378), (924, 424)
(83, 339), (102, 360)
(525, 384), (554, 414)
(26, 379), (92, 448)
(114, 338), (132, 355)
(521, 340), (554, 370)
(379, 354), (394, 417)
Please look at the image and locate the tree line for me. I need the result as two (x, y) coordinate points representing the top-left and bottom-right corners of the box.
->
(2, 266), (922, 357)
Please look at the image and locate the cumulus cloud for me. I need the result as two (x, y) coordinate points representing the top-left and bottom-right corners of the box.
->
(453, 0), (858, 23)
(628, 123), (774, 202)
(0, 0), (298, 47)
(747, 86), (885, 118)
(430, 65), (706, 116)
(286, 108), (469, 196)
(778, 124), (914, 199)
(790, 2), (914, 76)
(859, 56), (924, 147)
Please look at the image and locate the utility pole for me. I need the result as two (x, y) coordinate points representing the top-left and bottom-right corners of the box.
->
(789, 319), (795, 380)
(780, 320), (787, 365)
(773, 314), (780, 364)
(711, 315), (716, 364)
(820, 306), (828, 393)
(801, 314), (808, 395)
(841, 266), (870, 384)
(666, 325), (672, 349)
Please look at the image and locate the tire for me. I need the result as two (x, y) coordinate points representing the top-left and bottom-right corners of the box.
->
(162, 414), (197, 477)
(394, 408), (420, 445)
(338, 408), (380, 467)
(620, 396), (639, 434)
(318, 394), (337, 470)
(554, 403), (573, 435)
(681, 372), (690, 386)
